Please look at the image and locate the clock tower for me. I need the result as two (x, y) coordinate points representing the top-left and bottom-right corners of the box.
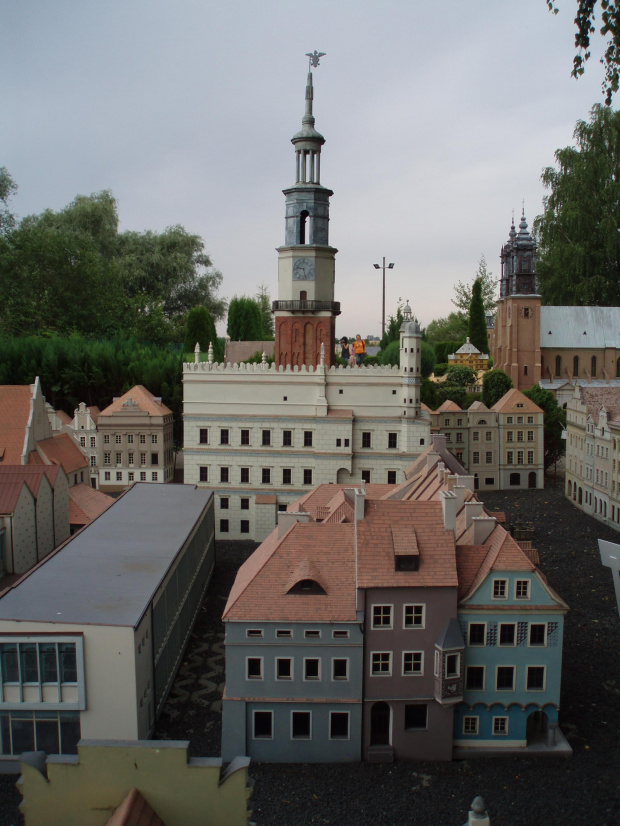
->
(273, 63), (340, 368)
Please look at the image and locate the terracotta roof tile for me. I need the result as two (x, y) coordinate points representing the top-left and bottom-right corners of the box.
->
(105, 787), (165, 826)
(0, 385), (33, 465)
(35, 433), (87, 474)
(55, 410), (72, 425)
(0, 466), (58, 498)
(492, 388), (543, 413)
(0, 480), (32, 514)
(99, 385), (172, 418)
(69, 483), (114, 526)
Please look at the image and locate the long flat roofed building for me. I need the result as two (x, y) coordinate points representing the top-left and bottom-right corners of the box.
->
(0, 483), (215, 765)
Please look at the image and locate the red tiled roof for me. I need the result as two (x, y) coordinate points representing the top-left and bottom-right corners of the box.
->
(290, 483), (389, 518)
(105, 787), (165, 826)
(356, 500), (458, 589)
(99, 386), (172, 418)
(34, 432), (87, 474)
(55, 410), (72, 425)
(0, 466), (58, 498)
(0, 385), (33, 465)
(492, 388), (543, 413)
(89, 406), (101, 423)
(456, 525), (536, 600)
(223, 522), (357, 622)
(69, 483), (114, 526)
(0, 480), (32, 514)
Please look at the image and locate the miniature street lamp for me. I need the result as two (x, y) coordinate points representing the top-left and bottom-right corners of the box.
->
(373, 258), (394, 338)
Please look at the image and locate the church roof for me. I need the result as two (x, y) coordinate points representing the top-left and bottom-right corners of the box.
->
(540, 306), (620, 349)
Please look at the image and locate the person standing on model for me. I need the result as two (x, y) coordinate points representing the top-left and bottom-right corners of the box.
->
(352, 333), (366, 365)
(340, 337), (352, 364)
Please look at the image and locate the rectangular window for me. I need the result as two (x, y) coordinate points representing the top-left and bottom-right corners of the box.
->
(362, 432), (372, 448)
(240, 467), (250, 484)
(80, 436), (86, 447)
(403, 604), (425, 628)
(332, 658), (349, 680)
(371, 652), (392, 676)
(90, 456), (97, 467)
(507, 431), (514, 442)
(104, 471), (111, 481)
(527, 450), (534, 465)
(240, 498), (249, 510)
(262, 430), (271, 446)
(387, 470), (397, 485)
(291, 711), (311, 739)
(499, 623), (516, 646)
(444, 418), (450, 427)
(465, 665), (485, 690)
(304, 630), (320, 638)
(219, 519), (229, 533)
(104, 435), (110, 444)
(276, 629), (292, 638)
(246, 658), (263, 680)
(246, 629), (263, 638)
(517, 431), (524, 442)
(492, 717), (508, 735)
(344, 439), (350, 447)
(140, 454), (146, 466)
(388, 432), (397, 449)
(468, 623), (486, 646)
(493, 579), (507, 599)
(127, 434), (133, 445)
(282, 468), (292, 485)
(240, 429), (250, 446)
(526, 666), (546, 691)
(496, 666), (515, 691)
(220, 467), (229, 483)
(117, 472), (123, 481)
(103, 453), (111, 465)
(485, 431), (492, 441)
(303, 431), (313, 447)
(276, 658), (293, 680)
(261, 468), (271, 484)
(473, 452), (480, 464)
(151, 434), (157, 444)
(90, 436), (96, 448)
(199, 428), (209, 444)
(473, 431), (479, 441)
(507, 451), (514, 465)
(361, 470), (371, 483)
(463, 716), (479, 735)
(402, 651), (423, 675)
(333, 630), (349, 638)
(282, 430), (292, 447)
(128, 472), (134, 481)
(486, 451), (492, 463)
(372, 605), (392, 628)
(140, 434), (146, 445)
(240, 520), (250, 534)
(253, 710), (272, 739)
(517, 450), (524, 465)
(128, 452), (134, 466)
(220, 429), (229, 445)
(303, 468), (313, 485)
(445, 433), (451, 443)
(150, 453), (158, 466)
(329, 711), (350, 740)
(404, 704), (427, 730)
(515, 579), (530, 600)
(529, 623), (547, 646)
(527, 430), (534, 441)
(199, 467), (208, 482)
(304, 658), (320, 680)
(140, 472), (146, 481)
(445, 653), (460, 678)
(456, 432), (463, 443)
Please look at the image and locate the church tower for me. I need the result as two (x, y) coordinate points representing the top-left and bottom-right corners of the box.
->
(273, 62), (339, 368)
(493, 211), (541, 390)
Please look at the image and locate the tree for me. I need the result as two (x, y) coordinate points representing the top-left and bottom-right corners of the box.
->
(227, 296), (264, 340)
(256, 283), (274, 339)
(420, 341), (436, 378)
(482, 369), (513, 408)
(523, 385), (566, 469)
(547, 1), (620, 105)
(425, 313), (468, 344)
(0, 167), (17, 236)
(379, 301), (405, 351)
(183, 306), (221, 361)
(533, 104), (620, 306)
(435, 385), (467, 408)
(445, 365), (476, 387)
(468, 278), (489, 355)
(452, 255), (496, 315)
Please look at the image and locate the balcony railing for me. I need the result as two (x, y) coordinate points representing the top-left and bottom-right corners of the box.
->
(272, 300), (341, 314)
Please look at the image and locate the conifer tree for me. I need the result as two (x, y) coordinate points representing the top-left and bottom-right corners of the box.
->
(183, 306), (221, 361)
(468, 278), (489, 355)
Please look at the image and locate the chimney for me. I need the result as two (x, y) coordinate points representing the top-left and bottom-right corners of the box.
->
(458, 475), (475, 492)
(436, 461), (445, 483)
(454, 484), (466, 511)
(472, 516), (497, 545)
(464, 501), (485, 528)
(277, 511), (311, 537)
(354, 487), (366, 522)
(447, 474), (457, 491)
(441, 490), (457, 532)
(426, 451), (440, 470)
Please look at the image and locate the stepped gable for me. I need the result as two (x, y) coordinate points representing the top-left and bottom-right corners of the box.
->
(356, 500), (457, 589)
(0, 385), (33, 464)
(222, 521), (356, 623)
(32, 432), (86, 474)
(99, 385), (172, 417)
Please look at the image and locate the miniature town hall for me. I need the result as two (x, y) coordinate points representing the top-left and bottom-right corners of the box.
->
(183, 63), (429, 540)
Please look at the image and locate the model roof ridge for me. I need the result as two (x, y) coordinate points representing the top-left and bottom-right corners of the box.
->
(491, 387), (543, 413)
(285, 558), (328, 594)
(99, 384), (172, 417)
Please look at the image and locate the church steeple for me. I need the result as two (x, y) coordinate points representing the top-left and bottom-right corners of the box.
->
(499, 209), (538, 298)
(273, 55), (340, 369)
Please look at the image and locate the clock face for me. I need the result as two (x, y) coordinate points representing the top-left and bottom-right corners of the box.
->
(292, 257), (315, 281)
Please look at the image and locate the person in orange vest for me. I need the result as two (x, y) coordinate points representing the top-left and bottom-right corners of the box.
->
(352, 333), (366, 366)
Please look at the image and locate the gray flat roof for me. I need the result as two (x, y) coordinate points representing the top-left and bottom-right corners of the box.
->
(0, 483), (212, 628)
(540, 306), (620, 349)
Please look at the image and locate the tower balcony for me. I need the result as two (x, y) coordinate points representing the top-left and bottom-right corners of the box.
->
(272, 300), (341, 315)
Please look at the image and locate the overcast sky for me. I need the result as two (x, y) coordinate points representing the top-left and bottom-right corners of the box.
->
(2, 1), (609, 337)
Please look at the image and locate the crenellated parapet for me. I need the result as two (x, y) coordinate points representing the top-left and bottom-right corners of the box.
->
(183, 361), (400, 375)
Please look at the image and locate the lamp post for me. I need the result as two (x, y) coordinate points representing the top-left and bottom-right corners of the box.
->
(373, 258), (394, 338)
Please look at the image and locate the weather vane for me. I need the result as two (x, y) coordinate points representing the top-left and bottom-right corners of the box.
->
(306, 50), (326, 69)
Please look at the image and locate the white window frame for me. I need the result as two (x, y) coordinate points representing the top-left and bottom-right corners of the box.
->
(304, 629), (321, 639)
(332, 630), (349, 639)
(463, 716), (479, 735)
(515, 579), (531, 600)
(303, 657), (321, 681)
(492, 716), (509, 736)
(290, 710), (312, 740)
(370, 651), (392, 676)
(526, 665), (547, 692)
(402, 650), (424, 676)
(492, 578), (508, 600)
(528, 623), (547, 647)
(246, 629), (263, 638)
(495, 665), (516, 691)
(498, 622), (517, 647)
(331, 657), (349, 681)
(328, 710), (350, 741)
(465, 664), (485, 691)
(371, 604), (393, 629)
(403, 604), (425, 629)
(468, 622), (487, 646)
(445, 652), (460, 678)
(246, 657), (263, 681)
(276, 629), (292, 638)
(275, 657), (293, 680)
(252, 709), (273, 740)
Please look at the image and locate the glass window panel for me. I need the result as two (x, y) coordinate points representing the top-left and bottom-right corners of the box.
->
(12, 713), (35, 754)
(1, 644), (18, 682)
(59, 644), (77, 683)
(35, 716), (60, 755)
(59, 713), (81, 755)
(0, 714), (10, 755)
(39, 644), (58, 683)
(20, 644), (39, 683)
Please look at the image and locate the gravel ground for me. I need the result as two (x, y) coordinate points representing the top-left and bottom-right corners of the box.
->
(2, 477), (620, 825)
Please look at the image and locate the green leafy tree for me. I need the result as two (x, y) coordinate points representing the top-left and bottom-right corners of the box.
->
(435, 385), (467, 408)
(482, 369), (513, 408)
(227, 296), (264, 340)
(547, 1), (620, 104)
(452, 255), (496, 315)
(420, 377), (437, 409)
(378, 340), (400, 366)
(523, 384), (566, 469)
(445, 365), (476, 387)
(379, 301), (405, 351)
(434, 340), (465, 364)
(468, 278), (489, 355)
(420, 341), (436, 378)
(534, 104), (620, 306)
(183, 306), (222, 361)
(0, 167), (17, 235)
(425, 313), (468, 344)
(256, 283), (274, 339)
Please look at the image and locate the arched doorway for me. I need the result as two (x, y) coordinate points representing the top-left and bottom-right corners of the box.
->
(578, 487), (583, 505)
(370, 702), (391, 746)
(528, 471), (536, 489)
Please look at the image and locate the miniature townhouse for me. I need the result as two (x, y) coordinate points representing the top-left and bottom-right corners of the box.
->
(0, 483), (214, 765)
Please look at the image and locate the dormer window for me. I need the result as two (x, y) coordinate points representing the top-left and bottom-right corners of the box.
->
(288, 579), (326, 595)
(396, 555), (419, 571)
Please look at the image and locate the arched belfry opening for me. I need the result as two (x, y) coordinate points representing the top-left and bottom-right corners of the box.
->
(299, 210), (309, 244)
